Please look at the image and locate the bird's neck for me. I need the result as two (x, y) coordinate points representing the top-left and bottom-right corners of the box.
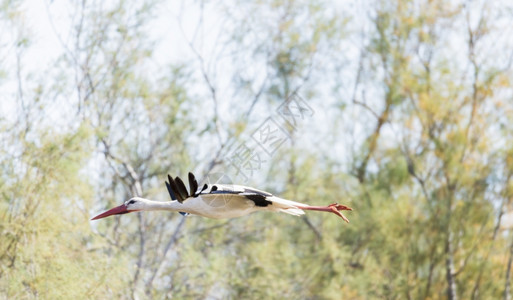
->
(140, 199), (188, 213)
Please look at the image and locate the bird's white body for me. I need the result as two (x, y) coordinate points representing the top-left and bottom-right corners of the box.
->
(91, 173), (352, 222)
(129, 189), (305, 219)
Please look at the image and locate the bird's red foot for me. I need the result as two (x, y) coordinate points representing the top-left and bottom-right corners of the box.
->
(329, 203), (352, 211)
(328, 203), (352, 223)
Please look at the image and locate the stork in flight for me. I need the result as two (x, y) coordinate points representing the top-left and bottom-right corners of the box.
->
(91, 172), (352, 222)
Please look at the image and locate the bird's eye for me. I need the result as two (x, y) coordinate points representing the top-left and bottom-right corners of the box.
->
(127, 200), (136, 205)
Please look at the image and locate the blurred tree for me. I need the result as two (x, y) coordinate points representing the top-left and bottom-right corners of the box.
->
(341, 0), (513, 299)
(1, 0), (513, 299)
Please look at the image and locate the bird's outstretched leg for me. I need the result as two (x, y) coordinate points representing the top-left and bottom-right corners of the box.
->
(297, 203), (352, 223)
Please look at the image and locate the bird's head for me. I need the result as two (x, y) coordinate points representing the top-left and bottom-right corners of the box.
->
(91, 197), (145, 220)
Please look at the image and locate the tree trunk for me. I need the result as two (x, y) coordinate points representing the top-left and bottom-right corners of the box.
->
(504, 235), (513, 300)
(446, 231), (458, 300)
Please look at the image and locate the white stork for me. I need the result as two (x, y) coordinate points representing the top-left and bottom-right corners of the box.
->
(91, 172), (352, 222)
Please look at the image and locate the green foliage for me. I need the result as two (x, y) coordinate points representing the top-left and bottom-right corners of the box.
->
(1, 0), (513, 299)
(0, 125), (129, 298)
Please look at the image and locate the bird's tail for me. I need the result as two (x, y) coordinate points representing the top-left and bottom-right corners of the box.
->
(267, 196), (306, 216)
(279, 208), (305, 216)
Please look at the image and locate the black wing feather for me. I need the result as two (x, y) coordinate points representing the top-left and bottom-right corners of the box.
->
(174, 176), (189, 201)
(166, 173), (206, 203)
(188, 172), (198, 197)
(168, 172), (268, 205)
(165, 179), (177, 200)
(167, 175), (184, 202)
(243, 193), (273, 207)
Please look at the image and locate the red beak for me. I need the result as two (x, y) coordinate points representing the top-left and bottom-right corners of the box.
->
(91, 204), (130, 220)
